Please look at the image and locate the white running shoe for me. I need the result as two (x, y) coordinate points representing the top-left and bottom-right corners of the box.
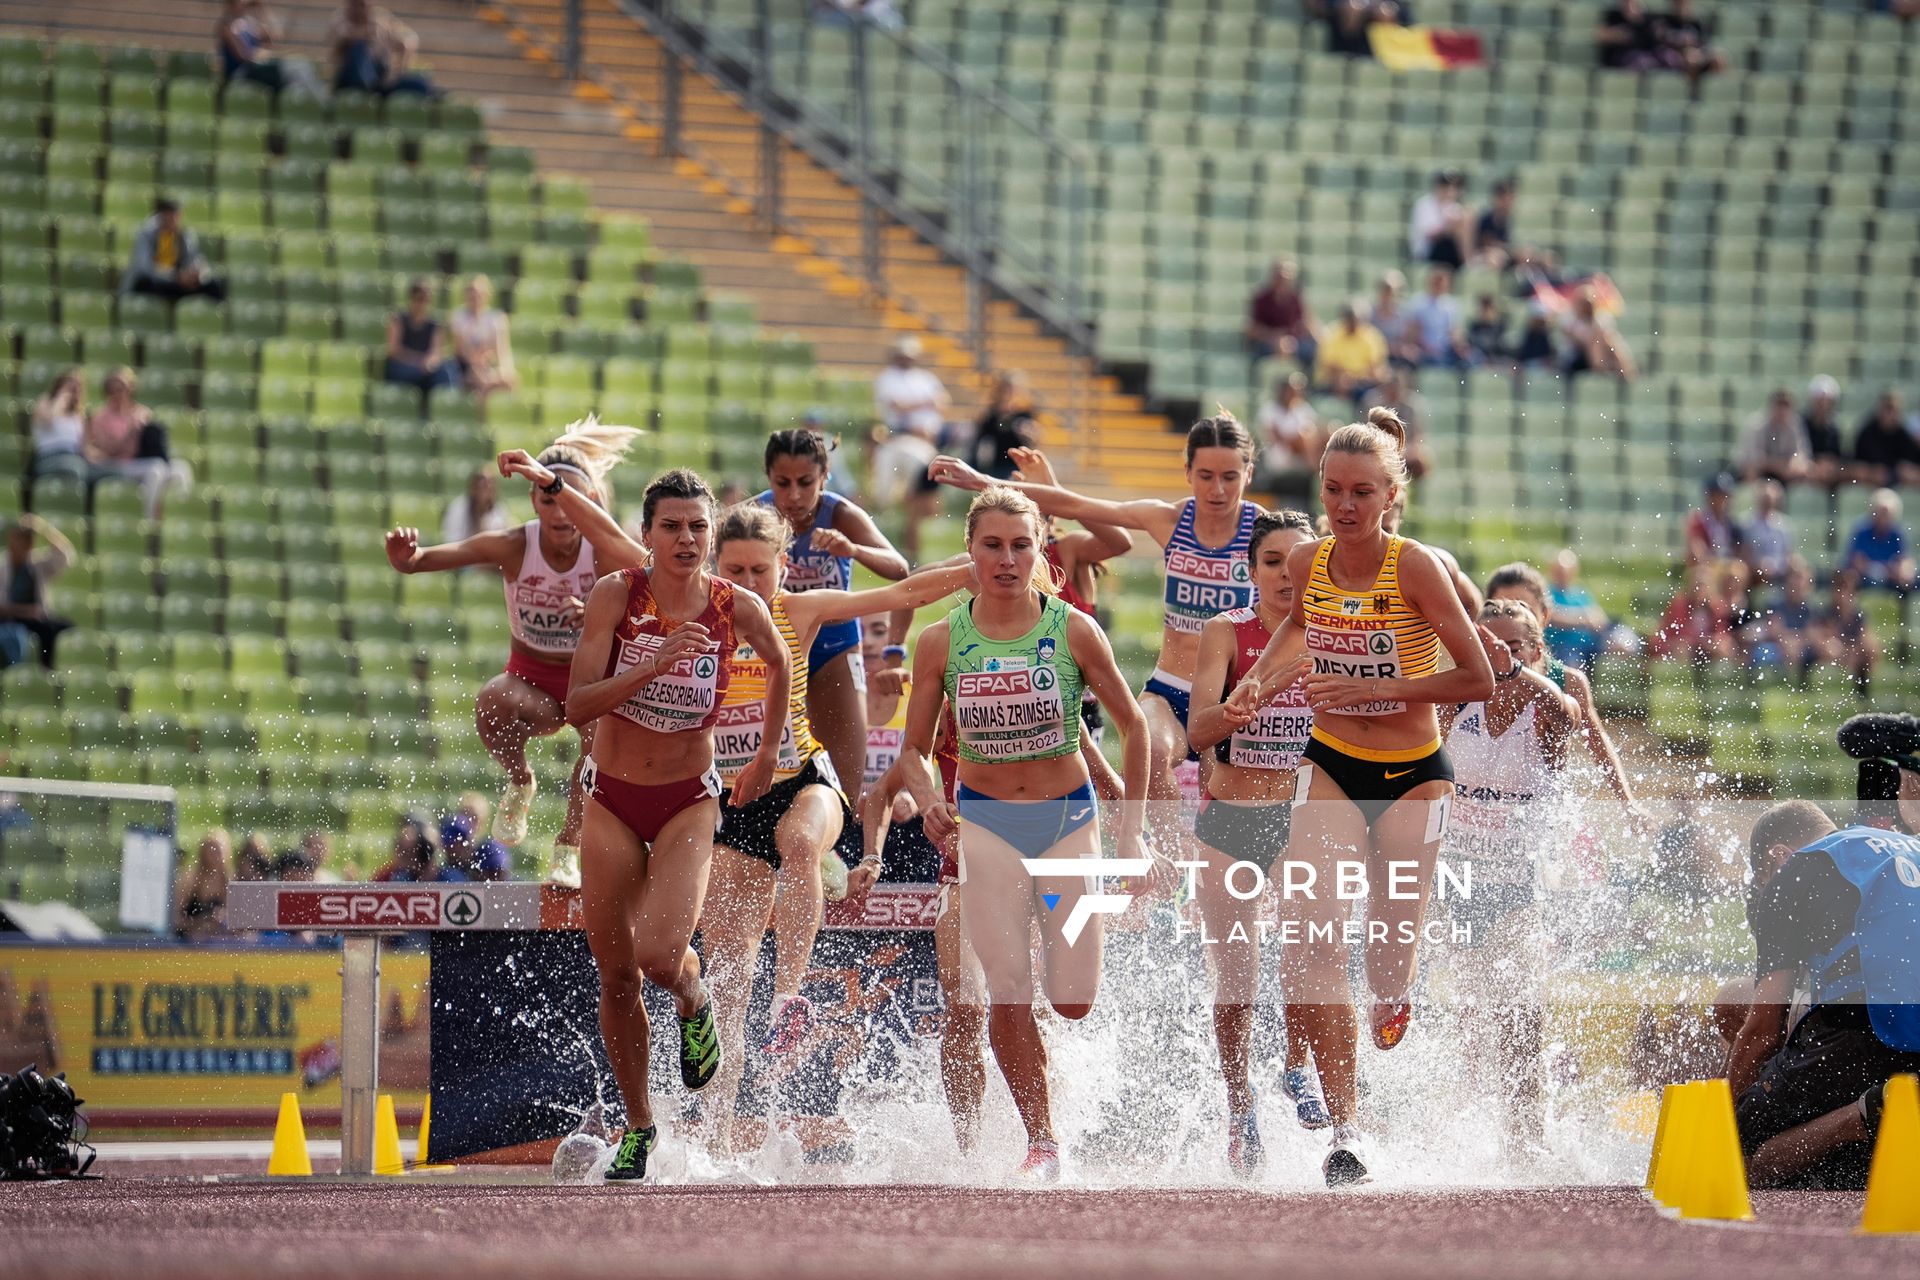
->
(546, 842), (581, 889)
(1013, 1140), (1061, 1185)
(1322, 1125), (1373, 1189)
(494, 778), (536, 845)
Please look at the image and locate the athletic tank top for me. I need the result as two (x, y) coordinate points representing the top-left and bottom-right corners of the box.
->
(1544, 655), (1569, 691)
(1216, 607), (1313, 771)
(944, 594), (1083, 765)
(1445, 699), (1556, 880)
(757, 488), (852, 594)
(1300, 536), (1441, 717)
(1046, 539), (1094, 617)
(604, 570), (735, 733)
(1162, 498), (1259, 636)
(504, 521), (598, 656)
(713, 592), (819, 783)
(865, 676), (912, 790)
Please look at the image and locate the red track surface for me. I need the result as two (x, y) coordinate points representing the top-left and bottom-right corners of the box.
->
(5, 1159), (1917, 1280)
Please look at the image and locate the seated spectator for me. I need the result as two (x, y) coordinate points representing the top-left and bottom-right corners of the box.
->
(28, 371), (89, 485)
(329, 0), (436, 97)
(449, 274), (517, 400)
(275, 848), (317, 884)
(441, 812), (509, 882)
(1825, 572), (1879, 688)
(1245, 258), (1321, 369)
(1405, 267), (1470, 367)
(967, 370), (1039, 482)
(1729, 801), (1920, 1190)
(1255, 372), (1324, 502)
(1543, 548), (1629, 672)
(442, 467), (511, 548)
(1369, 271), (1421, 368)
(1649, 562), (1735, 663)
(1473, 178), (1533, 271)
(293, 829), (341, 884)
(215, 0), (322, 100)
(1751, 559), (1831, 678)
(1325, 0), (1405, 57)
(870, 336), (949, 555)
(122, 198), (226, 303)
(86, 367), (192, 519)
(386, 279), (461, 394)
(172, 830), (233, 943)
(1465, 294), (1509, 365)
(372, 812), (445, 882)
(1, 515), (75, 671)
(1738, 389), (1811, 486)
(1315, 300), (1390, 401)
(1741, 479), (1795, 586)
(1853, 390), (1920, 489)
(1559, 288), (1635, 380)
(1801, 375), (1848, 488)
(1844, 489), (1916, 593)
(1685, 471), (1742, 565)
(232, 834), (274, 882)
(1657, 0), (1727, 83)
(1511, 308), (1559, 370)
(1597, 0), (1664, 69)
(454, 791), (513, 878)
(1360, 371), (1433, 480)
(1408, 170), (1473, 270)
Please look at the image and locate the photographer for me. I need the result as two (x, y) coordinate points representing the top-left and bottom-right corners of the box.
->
(1725, 714), (1920, 1188)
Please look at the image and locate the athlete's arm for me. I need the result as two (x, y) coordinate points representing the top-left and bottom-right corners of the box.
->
(562, 577), (709, 727)
(1007, 446), (1135, 561)
(728, 588), (792, 807)
(385, 524), (519, 574)
(1302, 541), (1495, 713)
(1189, 614), (1250, 753)
(1562, 666), (1647, 822)
(926, 456), (1180, 545)
(1067, 611), (1153, 865)
(1233, 541), (1319, 713)
(1521, 669), (1576, 771)
(1080, 734), (1124, 804)
(497, 449), (649, 570)
(898, 621), (954, 839)
(1438, 546), (1483, 614)
(815, 499), (909, 581)
(1726, 967), (1794, 1099)
(785, 562), (975, 643)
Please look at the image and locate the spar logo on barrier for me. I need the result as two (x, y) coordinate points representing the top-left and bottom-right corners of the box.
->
(280, 889), (451, 928)
(230, 883), (543, 932)
(1018, 856), (1155, 945)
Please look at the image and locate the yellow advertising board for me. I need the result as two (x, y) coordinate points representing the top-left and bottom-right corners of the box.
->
(0, 943), (429, 1130)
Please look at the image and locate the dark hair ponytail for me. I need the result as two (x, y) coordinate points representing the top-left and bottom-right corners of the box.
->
(764, 429), (833, 475)
(1248, 508), (1314, 558)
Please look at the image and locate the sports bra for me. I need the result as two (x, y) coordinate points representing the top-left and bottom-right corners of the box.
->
(1161, 498), (1260, 636)
(604, 569), (735, 733)
(504, 521), (598, 655)
(713, 592), (819, 783)
(1215, 606), (1313, 771)
(1300, 535), (1440, 717)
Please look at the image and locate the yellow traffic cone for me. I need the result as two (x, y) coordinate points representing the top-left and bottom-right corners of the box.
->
(373, 1094), (406, 1176)
(1673, 1078), (1754, 1221)
(1645, 1083), (1681, 1192)
(1650, 1081), (1702, 1212)
(1863, 1074), (1920, 1235)
(268, 1092), (312, 1177)
(416, 1095), (454, 1172)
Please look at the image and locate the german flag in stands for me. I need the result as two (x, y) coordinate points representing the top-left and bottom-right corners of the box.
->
(1368, 25), (1489, 71)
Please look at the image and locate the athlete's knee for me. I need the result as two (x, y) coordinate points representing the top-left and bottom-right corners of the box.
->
(634, 942), (689, 989)
(597, 958), (645, 1007)
(1049, 1001), (1093, 1021)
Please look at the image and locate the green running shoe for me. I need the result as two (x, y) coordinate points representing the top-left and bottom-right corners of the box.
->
(604, 1125), (657, 1183)
(679, 992), (721, 1091)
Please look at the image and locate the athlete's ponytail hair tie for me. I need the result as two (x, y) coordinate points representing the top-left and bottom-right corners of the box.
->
(1321, 408), (1410, 487)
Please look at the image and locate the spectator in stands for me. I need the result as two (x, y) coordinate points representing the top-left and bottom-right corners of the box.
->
(716, 479), (749, 507)
(1360, 371), (1433, 480)
(329, 0), (437, 97)
(1742, 479), (1796, 587)
(441, 812), (508, 882)
(1369, 271), (1421, 368)
(372, 812), (444, 883)
(455, 791), (512, 878)
(1544, 548), (1630, 672)
(122, 198), (226, 303)
(1753, 559), (1830, 679)
(1245, 259), (1320, 369)
(1658, 0), (1727, 82)
(232, 834), (273, 882)
(1322, 0), (1407, 57)
(871, 336), (950, 537)
(1651, 562), (1737, 662)
(1473, 178), (1519, 270)
(1686, 471), (1742, 566)
(173, 830), (233, 943)
(1825, 572), (1879, 689)
(276, 848), (318, 883)
(1844, 489), (1916, 593)
(1316, 300), (1390, 401)
(968, 370), (1039, 482)
(1465, 294), (1509, 366)
(1408, 170), (1473, 271)
(1, 515), (74, 672)
(87, 367), (191, 520)
(1512, 307), (1560, 370)
(1738, 389), (1811, 486)
(386, 279), (461, 395)
(28, 371), (89, 485)
(442, 467), (510, 550)
(216, 0), (322, 100)
(1254, 372), (1324, 503)
(1405, 266), (1471, 367)
(1802, 375), (1848, 488)
(450, 274), (517, 401)
(1853, 390), (1920, 489)
(293, 830), (340, 884)
(1559, 288), (1635, 380)
(1597, 0), (1664, 69)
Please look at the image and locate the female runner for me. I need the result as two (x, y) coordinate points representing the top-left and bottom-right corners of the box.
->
(694, 505), (972, 1151)
(1484, 561), (1652, 831)
(928, 415), (1263, 847)
(386, 419), (643, 883)
(1435, 600), (1575, 1152)
(1187, 509), (1331, 1178)
(757, 429), (910, 816)
(1230, 407), (1494, 1186)
(562, 468), (794, 1183)
(897, 486), (1157, 1182)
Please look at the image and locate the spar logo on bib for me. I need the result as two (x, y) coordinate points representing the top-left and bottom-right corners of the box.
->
(1030, 664), (1058, 693)
(1231, 558), (1252, 586)
(1368, 632), (1395, 656)
(693, 654), (718, 681)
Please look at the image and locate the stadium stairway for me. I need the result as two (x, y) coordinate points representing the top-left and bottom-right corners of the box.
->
(0, 0), (1178, 498)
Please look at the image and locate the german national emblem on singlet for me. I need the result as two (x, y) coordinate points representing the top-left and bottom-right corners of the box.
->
(1373, 592), (1391, 615)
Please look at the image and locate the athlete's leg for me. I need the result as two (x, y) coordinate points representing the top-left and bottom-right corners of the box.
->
(1030, 816), (1104, 1020)
(1277, 768), (1371, 1127)
(557, 721), (595, 850)
(580, 800), (657, 1130)
(1361, 778), (1452, 1006)
(699, 844), (777, 1150)
(475, 673), (563, 788)
(807, 650), (869, 813)
(1138, 694), (1188, 843)
(630, 798), (721, 1017)
(769, 785), (841, 999)
(935, 884), (987, 1150)
(957, 822), (1056, 1146)
(1195, 837), (1264, 1115)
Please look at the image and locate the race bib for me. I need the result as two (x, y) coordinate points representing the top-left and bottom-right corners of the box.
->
(953, 665), (1065, 760)
(712, 698), (803, 781)
(782, 553), (844, 593)
(1229, 699), (1313, 771)
(865, 725), (904, 789)
(1306, 623), (1406, 715)
(510, 579), (585, 653)
(1163, 549), (1253, 635)
(611, 632), (721, 732)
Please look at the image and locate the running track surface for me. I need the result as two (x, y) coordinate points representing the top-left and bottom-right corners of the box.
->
(7, 1160), (1917, 1280)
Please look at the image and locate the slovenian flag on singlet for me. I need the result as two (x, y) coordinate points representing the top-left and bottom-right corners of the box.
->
(1368, 25), (1489, 72)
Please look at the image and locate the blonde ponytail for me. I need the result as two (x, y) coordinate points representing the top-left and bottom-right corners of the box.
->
(537, 414), (645, 495)
(1322, 407), (1411, 486)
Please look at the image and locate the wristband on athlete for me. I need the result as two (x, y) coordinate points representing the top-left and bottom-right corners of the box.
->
(540, 474), (565, 496)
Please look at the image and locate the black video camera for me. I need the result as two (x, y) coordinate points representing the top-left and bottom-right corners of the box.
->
(0, 1065), (95, 1180)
